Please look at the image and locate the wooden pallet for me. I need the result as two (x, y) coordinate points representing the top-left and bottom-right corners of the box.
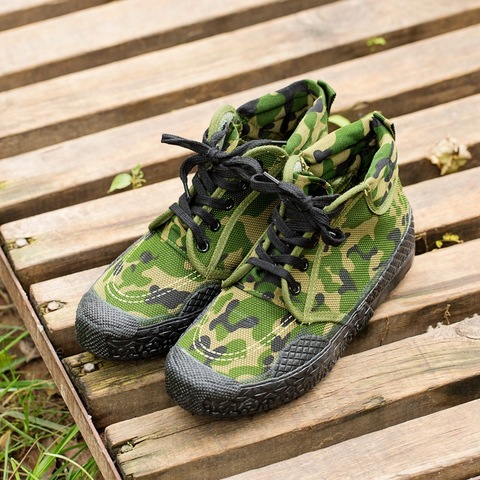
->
(1, 1), (480, 479)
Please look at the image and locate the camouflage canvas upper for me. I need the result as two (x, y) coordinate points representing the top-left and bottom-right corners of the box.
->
(89, 79), (335, 326)
(176, 113), (413, 382)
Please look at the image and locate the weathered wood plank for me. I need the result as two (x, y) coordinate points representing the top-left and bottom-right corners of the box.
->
(2, 25), (480, 223)
(62, 353), (173, 429)
(0, 0), (107, 32)
(30, 266), (105, 356)
(0, 0), (328, 91)
(407, 167), (480, 252)
(394, 93), (480, 185)
(2, 0), (480, 158)
(51, 239), (480, 427)
(0, 247), (121, 480)
(1, 178), (178, 287)
(225, 398), (480, 480)
(105, 316), (480, 480)
(3, 163), (480, 288)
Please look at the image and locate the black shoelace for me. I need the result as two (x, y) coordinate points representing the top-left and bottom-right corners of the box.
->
(247, 172), (346, 294)
(162, 129), (272, 252)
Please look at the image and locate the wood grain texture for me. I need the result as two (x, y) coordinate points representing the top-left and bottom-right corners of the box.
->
(4, 163), (480, 288)
(407, 166), (480, 251)
(225, 398), (480, 480)
(62, 353), (173, 429)
(2, 0), (480, 158)
(29, 266), (105, 356)
(105, 316), (480, 480)
(395, 93), (480, 185)
(0, 0), (107, 32)
(0, 247), (121, 480)
(45, 239), (480, 427)
(0, 0), (327, 90)
(2, 24), (480, 223)
(1, 178), (180, 287)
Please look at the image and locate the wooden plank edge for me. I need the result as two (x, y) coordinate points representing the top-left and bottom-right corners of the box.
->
(105, 317), (480, 479)
(0, 246), (121, 480)
(63, 352), (174, 429)
(2, 30), (480, 223)
(224, 398), (480, 480)
(0, 0), (108, 32)
(2, 1), (480, 158)
(0, 0), (335, 91)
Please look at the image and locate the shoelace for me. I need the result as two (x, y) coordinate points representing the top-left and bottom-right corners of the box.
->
(162, 129), (272, 252)
(247, 172), (346, 294)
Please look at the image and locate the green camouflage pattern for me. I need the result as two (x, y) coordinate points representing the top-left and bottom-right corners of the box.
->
(89, 80), (334, 325)
(176, 112), (413, 381)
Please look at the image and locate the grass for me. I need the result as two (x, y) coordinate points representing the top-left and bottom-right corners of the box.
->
(0, 287), (99, 479)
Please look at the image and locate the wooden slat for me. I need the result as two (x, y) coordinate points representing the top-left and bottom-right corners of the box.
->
(0, 0), (327, 91)
(225, 398), (480, 480)
(3, 163), (480, 288)
(30, 266), (104, 356)
(105, 316), (480, 480)
(2, 24), (480, 223)
(55, 238), (480, 427)
(63, 353), (172, 429)
(394, 93), (480, 185)
(407, 167), (480, 251)
(0, 247), (121, 480)
(0, 0), (107, 32)
(2, 0), (480, 158)
(1, 178), (178, 287)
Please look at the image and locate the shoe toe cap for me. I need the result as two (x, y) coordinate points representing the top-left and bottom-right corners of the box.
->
(75, 289), (140, 358)
(165, 345), (240, 416)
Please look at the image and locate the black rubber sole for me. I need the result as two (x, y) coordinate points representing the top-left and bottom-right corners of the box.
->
(166, 218), (415, 417)
(75, 284), (221, 361)
(104, 313), (199, 361)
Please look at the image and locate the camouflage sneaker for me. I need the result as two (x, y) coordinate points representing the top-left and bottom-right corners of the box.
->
(75, 79), (336, 360)
(165, 112), (415, 416)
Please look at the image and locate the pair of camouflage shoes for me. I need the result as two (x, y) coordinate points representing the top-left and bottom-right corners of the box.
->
(76, 79), (415, 417)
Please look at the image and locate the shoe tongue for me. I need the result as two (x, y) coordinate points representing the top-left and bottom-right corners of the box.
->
(282, 154), (333, 195)
(206, 105), (243, 152)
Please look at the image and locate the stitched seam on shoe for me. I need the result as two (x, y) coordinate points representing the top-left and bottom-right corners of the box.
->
(105, 271), (203, 304)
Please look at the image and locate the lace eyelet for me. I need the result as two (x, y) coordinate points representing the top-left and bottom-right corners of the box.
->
(224, 198), (235, 210)
(299, 258), (309, 271)
(196, 240), (210, 252)
(210, 220), (221, 232)
(240, 181), (249, 191)
(289, 282), (301, 295)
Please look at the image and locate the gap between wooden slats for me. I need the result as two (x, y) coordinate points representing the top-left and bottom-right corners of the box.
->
(1, 0), (480, 158)
(0, 0), (107, 32)
(105, 316), (480, 480)
(1, 24), (480, 223)
(0, 0), (330, 90)
(2, 163), (480, 288)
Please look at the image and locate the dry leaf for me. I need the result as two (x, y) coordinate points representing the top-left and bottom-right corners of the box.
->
(429, 136), (471, 175)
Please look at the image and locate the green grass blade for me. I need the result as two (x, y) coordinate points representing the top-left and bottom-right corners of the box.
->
(2, 430), (10, 480)
(2, 411), (67, 433)
(31, 425), (79, 477)
(45, 453), (95, 480)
